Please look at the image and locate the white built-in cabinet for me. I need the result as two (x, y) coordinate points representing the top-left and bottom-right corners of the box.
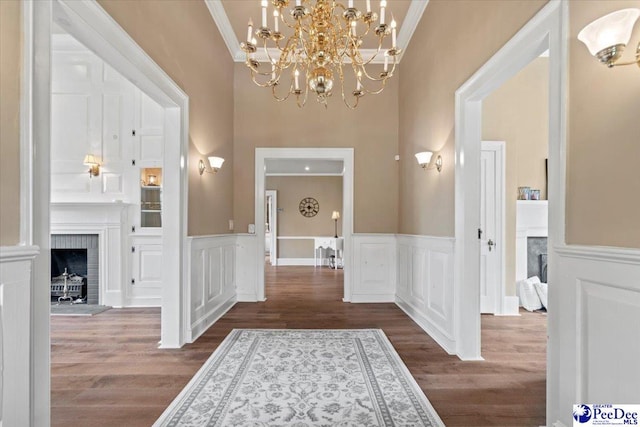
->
(51, 33), (164, 307)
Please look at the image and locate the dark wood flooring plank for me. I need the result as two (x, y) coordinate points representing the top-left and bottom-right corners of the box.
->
(51, 265), (546, 426)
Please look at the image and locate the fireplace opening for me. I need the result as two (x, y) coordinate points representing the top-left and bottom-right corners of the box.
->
(527, 237), (548, 283)
(51, 249), (87, 303)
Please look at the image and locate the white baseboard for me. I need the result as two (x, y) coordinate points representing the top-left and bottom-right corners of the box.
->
(498, 296), (520, 316)
(187, 295), (236, 343)
(350, 293), (395, 303)
(396, 295), (456, 355)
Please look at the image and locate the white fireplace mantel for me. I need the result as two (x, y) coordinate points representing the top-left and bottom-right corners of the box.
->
(515, 200), (548, 281)
(50, 202), (130, 307)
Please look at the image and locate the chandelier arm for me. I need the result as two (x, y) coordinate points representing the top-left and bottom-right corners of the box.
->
(271, 82), (295, 102)
(249, 61), (279, 78)
(278, 6), (299, 31)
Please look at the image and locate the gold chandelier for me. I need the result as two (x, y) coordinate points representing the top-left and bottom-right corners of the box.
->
(240, 0), (400, 108)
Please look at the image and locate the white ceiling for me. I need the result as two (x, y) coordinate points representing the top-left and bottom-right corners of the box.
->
(205, 0), (429, 63)
(265, 159), (344, 175)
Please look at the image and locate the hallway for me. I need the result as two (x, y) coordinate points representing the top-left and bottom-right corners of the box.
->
(51, 266), (546, 426)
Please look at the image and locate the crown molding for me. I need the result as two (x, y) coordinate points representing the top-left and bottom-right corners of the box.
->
(204, 0), (241, 61)
(205, 0), (428, 65)
(396, 0), (429, 60)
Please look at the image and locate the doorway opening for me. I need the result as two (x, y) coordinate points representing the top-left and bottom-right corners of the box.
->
(28, 1), (191, 418)
(454, 0), (566, 361)
(255, 148), (354, 302)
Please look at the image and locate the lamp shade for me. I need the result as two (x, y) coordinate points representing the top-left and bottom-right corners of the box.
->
(208, 156), (225, 170)
(331, 211), (340, 220)
(414, 151), (434, 166)
(83, 154), (99, 165)
(578, 8), (640, 56)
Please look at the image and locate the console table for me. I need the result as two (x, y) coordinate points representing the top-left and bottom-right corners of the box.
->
(314, 237), (343, 269)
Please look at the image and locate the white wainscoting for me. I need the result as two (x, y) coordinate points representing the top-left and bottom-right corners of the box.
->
(549, 245), (640, 427)
(186, 235), (237, 342)
(0, 245), (39, 427)
(395, 235), (456, 354)
(351, 234), (397, 302)
(235, 234), (260, 302)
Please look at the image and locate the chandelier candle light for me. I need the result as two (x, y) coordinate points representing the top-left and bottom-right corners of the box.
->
(240, 0), (401, 108)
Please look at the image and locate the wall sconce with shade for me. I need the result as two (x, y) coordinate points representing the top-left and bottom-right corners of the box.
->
(578, 8), (640, 69)
(198, 156), (225, 175)
(331, 211), (340, 238)
(83, 154), (100, 178)
(415, 151), (443, 173)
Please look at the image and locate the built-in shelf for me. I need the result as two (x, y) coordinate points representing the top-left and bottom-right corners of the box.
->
(140, 168), (162, 228)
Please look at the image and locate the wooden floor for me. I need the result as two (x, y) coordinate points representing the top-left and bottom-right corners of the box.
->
(51, 266), (546, 426)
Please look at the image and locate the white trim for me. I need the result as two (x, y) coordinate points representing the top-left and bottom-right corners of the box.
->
(351, 294), (396, 303)
(189, 296), (236, 342)
(396, 0), (429, 59)
(554, 244), (640, 264)
(255, 148), (354, 302)
(453, 0), (565, 363)
(0, 246), (40, 262)
(396, 296), (459, 356)
(30, 2), (52, 424)
(20, 0), (34, 246)
(266, 190), (277, 265)
(480, 140), (506, 315)
(50, 0), (190, 349)
(204, 0), (241, 61)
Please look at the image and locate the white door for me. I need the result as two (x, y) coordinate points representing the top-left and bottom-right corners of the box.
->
(265, 190), (278, 266)
(480, 141), (505, 314)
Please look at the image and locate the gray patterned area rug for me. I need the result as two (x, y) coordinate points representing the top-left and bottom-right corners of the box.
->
(154, 329), (444, 427)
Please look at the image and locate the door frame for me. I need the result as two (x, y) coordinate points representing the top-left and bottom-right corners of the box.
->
(265, 190), (278, 265)
(480, 140), (506, 315)
(255, 148), (354, 301)
(454, 0), (567, 360)
(28, 1), (190, 421)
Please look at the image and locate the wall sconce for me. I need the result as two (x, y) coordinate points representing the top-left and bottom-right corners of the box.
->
(331, 211), (340, 238)
(415, 151), (443, 172)
(198, 156), (225, 175)
(83, 154), (100, 178)
(578, 8), (640, 68)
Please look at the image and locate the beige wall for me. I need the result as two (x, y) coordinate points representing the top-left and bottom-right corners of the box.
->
(0, 0), (21, 246)
(398, 0), (547, 236)
(99, 0), (234, 236)
(267, 176), (343, 258)
(233, 63), (399, 234)
(567, 0), (640, 249)
(483, 57), (549, 294)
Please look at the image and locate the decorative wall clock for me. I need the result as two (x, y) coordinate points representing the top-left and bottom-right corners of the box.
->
(299, 197), (319, 218)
